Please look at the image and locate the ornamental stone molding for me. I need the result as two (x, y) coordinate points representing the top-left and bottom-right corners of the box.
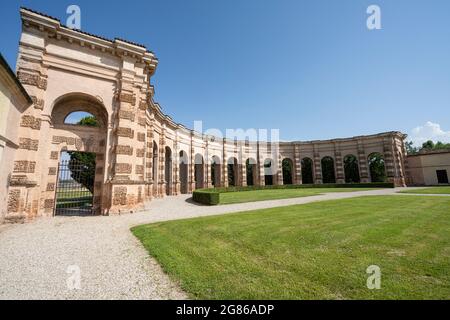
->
(30, 96), (44, 110)
(17, 71), (47, 90)
(19, 138), (39, 151)
(20, 115), (41, 130)
(116, 127), (134, 138)
(114, 163), (132, 174)
(13, 161), (36, 173)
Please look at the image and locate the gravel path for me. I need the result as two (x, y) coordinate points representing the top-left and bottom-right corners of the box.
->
(0, 187), (441, 299)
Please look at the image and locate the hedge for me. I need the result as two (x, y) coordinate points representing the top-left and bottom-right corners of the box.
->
(192, 182), (394, 205)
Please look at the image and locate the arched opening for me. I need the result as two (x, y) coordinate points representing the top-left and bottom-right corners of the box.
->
(51, 93), (108, 128)
(165, 147), (172, 195)
(321, 156), (336, 184)
(194, 154), (204, 189)
(211, 155), (221, 187)
(152, 141), (158, 187)
(246, 158), (257, 186)
(64, 111), (99, 127)
(344, 155), (360, 183)
(368, 152), (386, 182)
(282, 158), (293, 185)
(179, 150), (189, 194)
(50, 93), (108, 216)
(228, 157), (238, 186)
(264, 158), (275, 186)
(301, 158), (314, 184)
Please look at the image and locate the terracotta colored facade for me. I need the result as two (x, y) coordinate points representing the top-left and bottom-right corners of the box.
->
(1, 8), (408, 223)
(406, 150), (450, 186)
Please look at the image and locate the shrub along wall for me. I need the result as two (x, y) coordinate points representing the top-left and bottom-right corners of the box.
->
(192, 182), (394, 205)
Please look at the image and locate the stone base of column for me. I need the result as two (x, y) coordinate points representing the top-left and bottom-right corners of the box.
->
(336, 178), (345, 184)
(388, 176), (406, 187)
(174, 182), (180, 195)
(108, 183), (146, 215)
(158, 182), (166, 197)
(189, 181), (196, 193)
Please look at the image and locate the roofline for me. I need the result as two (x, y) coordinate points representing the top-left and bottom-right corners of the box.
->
(0, 53), (33, 104)
(407, 149), (450, 157)
(19, 7), (158, 69)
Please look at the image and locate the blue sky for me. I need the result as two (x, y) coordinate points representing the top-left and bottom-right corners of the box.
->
(1, 0), (450, 145)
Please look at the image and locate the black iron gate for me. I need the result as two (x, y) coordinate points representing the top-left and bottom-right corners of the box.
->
(54, 158), (95, 216)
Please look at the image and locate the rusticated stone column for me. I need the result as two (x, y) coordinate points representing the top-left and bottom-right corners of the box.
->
(383, 139), (396, 184)
(205, 142), (213, 188)
(189, 132), (196, 192)
(240, 142), (247, 187)
(173, 141), (180, 195)
(357, 142), (370, 183)
(276, 153), (283, 185)
(158, 128), (166, 197)
(145, 123), (154, 200)
(313, 152), (323, 184)
(334, 151), (345, 184)
(257, 143), (266, 186)
(293, 145), (302, 184)
(222, 139), (229, 188)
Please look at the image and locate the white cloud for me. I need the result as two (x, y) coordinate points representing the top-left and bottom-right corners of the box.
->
(409, 121), (450, 146)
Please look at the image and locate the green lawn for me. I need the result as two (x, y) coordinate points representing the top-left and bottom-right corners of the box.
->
(132, 196), (450, 300)
(219, 187), (379, 204)
(399, 187), (450, 195)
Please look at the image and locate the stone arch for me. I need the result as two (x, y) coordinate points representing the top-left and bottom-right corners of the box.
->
(368, 152), (386, 182)
(194, 153), (204, 189)
(321, 156), (336, 184)
(228, 157), (238, 186)
(51, 93), (108, 128)
(211, 155), (221, 187)
(282, 158), (293, 185)
(344, 154), (360, 183)
(301, 157), (314, 184)
(49, 93), (109, 215)
(179, 150), (189, 194)
(246, 158), (257, 186)
(165, 146), (172, 195)
(264, 158), (275, 186)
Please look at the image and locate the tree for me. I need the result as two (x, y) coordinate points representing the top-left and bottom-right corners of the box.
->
(433, 141), (450, 150)
(282, 159), (293, 185)
(405, 141), (418, 155)
(422, 140), (435, 150)
(67, 151), (96, 193)
(67, 115), (98, 193)
(344, 155), (360, 183)
(77, 115), (98, 127)
(368, 153), (386, 182)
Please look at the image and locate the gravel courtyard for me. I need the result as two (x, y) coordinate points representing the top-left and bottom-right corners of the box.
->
(0, 188), (433, 299)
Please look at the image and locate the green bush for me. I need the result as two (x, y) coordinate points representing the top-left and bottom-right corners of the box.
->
(192, 189), (220, 205)
(192, 182), (394, 205)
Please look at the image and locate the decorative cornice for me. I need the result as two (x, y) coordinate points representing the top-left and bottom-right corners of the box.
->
(20, 7), (158, 72)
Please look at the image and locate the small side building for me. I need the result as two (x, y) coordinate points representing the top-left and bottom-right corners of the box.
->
(0, 54), (32, 223)
(406, 149), (450, 186)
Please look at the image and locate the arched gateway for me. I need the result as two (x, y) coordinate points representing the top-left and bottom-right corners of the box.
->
(3, 8), (407, 222)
